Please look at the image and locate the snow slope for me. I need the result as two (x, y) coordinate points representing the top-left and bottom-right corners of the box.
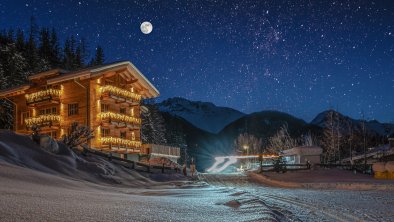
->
(158, 97), (245, 133)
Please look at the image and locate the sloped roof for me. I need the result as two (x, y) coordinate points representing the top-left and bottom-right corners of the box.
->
(0, 61), (159, 99)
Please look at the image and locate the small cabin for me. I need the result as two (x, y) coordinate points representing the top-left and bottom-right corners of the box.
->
(282, 146), (323, 165)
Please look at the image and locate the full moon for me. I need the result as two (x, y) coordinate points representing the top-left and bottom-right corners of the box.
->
(140, 21), (153, 34)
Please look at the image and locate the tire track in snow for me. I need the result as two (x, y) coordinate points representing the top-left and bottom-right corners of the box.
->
(199, 173), (365, 222)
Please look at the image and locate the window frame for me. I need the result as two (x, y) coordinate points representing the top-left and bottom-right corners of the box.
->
(68, 103), (79, 116)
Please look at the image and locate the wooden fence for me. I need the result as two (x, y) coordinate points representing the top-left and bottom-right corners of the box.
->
(83, 147), (180, 173)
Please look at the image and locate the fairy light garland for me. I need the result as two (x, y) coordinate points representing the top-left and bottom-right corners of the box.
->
(25, 89), (61, 103)
(97, 112), (141, 125)
(100, 137), (142, 147)
(25, 114), (61, 126)
(100, 85), (141, 101)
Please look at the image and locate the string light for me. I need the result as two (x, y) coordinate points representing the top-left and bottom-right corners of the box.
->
(97, 112), (141, 125)
(100, 137), (141, 147)
(25, 114), (61, 126)
(100, 85), (141, 101)
(25, 89), (61, 103)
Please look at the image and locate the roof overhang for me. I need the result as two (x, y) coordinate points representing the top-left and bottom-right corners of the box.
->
(0, 84), (31, 98)
(28, 69), (67, 81)
(46, 61), (159, 99)
(282, 146), (323, 156)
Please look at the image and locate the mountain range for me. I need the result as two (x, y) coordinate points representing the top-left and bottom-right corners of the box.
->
(157, 97), (394, 170)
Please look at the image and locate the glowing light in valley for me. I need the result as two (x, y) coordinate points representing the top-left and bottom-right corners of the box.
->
(206, 154), (279, 173)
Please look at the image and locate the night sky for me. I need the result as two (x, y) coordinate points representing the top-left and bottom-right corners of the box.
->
(1, 0), (393, 122)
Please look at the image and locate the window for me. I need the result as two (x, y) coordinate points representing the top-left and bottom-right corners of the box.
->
(101, 128), (110, 137)
(21, 111), (30, 125)
(39, 107), (57, 115)
(120, 131), (126, 139)
(68, 103), (79, 116)
(131, 131), (135, 140)
(120, 107), (126, 114)
(50, 131), (57, 139)
(101, 103), (109, 112)
(130, 108), (134, 116)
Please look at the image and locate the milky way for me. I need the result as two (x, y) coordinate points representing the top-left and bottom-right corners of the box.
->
(0, 0), (393, 122)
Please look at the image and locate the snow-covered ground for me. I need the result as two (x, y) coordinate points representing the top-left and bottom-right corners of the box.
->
(1, 131), (393, 221)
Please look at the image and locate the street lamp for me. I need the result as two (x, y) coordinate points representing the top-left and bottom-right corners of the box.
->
(243, 145), (249, 169)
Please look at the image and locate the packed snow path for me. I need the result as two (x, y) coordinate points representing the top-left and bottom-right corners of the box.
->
(200, 173), (394, 221)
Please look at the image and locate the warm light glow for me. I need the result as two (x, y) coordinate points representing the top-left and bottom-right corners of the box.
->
(131, 107), (134, 116)
(100, 85), (141, 101)
(97, 112), (141, 125)
(25, 89), (61, 103)
(25, 114), (61, 127)
(207, 154), (279, 173)
(100, 137), (141, 147)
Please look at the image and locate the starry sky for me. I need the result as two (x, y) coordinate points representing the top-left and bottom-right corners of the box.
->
(1, 0), (393, 122)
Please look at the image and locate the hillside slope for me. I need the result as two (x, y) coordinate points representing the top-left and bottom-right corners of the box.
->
(158, 97), (245, 133)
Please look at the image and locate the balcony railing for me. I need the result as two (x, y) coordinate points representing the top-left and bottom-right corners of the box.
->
(25, 114), (61, 127)
(100, 85), (141, 103)
(100, 137), (142, 148)
(25, 89), (61, 105)
(97, 112), (141, 127)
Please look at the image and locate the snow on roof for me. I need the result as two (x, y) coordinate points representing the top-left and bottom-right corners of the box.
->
(282, 146), (323, 156)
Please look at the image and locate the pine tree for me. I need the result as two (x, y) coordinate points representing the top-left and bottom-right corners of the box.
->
(49, 28), (61, 67)
(38, 28), (51, 63)
(141, 103), (167, 145)
(25, 16), (39, 72)
(15, 29), (25, 52)
(90, 45), (104, 66)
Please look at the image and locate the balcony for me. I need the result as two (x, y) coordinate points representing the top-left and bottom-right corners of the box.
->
(100, 137), (142, 148)
(97, 112), (141, 128)
(25, 114), (61, 128)
(25, 89), (61, 106)
(100, 85), (141, 104)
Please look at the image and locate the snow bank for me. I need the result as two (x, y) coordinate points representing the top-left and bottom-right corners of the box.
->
(0, 130), (174, 187)
(249, 169), (394, 191)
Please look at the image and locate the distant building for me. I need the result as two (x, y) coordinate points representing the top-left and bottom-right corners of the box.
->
(282, 146), (323, 165)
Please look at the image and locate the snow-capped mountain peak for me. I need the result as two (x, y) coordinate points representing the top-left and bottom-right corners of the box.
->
(157, 97), (245, 133)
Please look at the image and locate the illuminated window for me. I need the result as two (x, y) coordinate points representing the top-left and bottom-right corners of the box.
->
(101, 103), (109, 112)
(131, 108), (134, 116)
(68, 103), (79, 116)
(131, 131), (135, 140)
(101, 128), (110, 137)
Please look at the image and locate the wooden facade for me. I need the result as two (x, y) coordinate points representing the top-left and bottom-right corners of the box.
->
(0, 61), (159, 156)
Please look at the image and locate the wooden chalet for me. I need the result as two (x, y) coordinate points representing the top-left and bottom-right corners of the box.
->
(0, 61), (164, 159)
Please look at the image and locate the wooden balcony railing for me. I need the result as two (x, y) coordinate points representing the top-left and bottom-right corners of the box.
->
(100, 137), (142, 148)
(25, 89), (61, 105)
(100, 85), (141, 103)
(97, 112), (141, 126)
(25, 114), (61, 127)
